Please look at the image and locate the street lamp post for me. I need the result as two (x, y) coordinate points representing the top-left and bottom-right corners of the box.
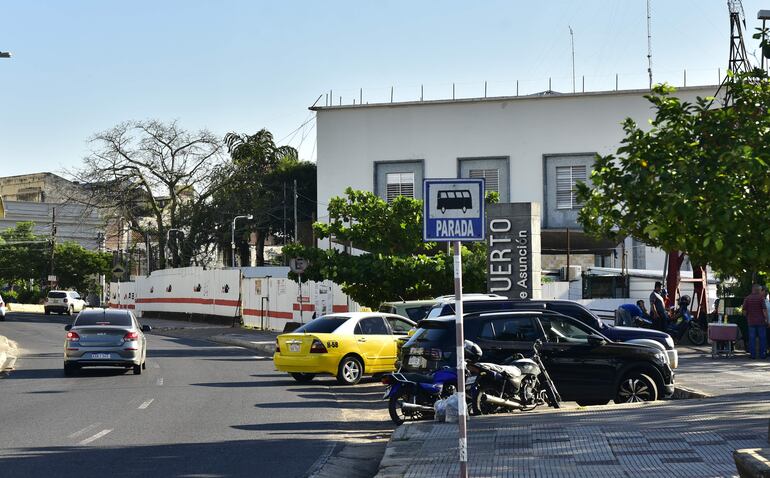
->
(231, 215), (253, 268)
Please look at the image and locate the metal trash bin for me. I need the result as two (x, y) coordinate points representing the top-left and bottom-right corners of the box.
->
(709, 323), (738, 358)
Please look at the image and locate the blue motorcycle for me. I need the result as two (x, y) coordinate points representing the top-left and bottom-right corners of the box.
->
(634, 295), (706, 345)
(382, 367), (458, 425)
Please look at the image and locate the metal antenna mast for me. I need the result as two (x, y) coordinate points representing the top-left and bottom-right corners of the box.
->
(569, 26), (576, 93)
(647, 0), (653, 89)
(717, 0), (753, 104)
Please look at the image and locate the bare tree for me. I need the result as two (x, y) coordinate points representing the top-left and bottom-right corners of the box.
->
(69, 120), (229, 269)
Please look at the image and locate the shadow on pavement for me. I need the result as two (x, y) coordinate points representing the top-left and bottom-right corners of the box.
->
(0, 438), (334, 478)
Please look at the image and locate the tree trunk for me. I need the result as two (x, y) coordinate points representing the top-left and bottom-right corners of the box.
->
(255, 230), (266, 267)
(665, 251), (685, 308)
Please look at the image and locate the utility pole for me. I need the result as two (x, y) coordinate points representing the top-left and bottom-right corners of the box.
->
(647, 0), (653, 89)
(283, 182), (287, 246)
(293, 179), (298, 243)
(569, 26), (576, 93)
(49, 207), (57, 289)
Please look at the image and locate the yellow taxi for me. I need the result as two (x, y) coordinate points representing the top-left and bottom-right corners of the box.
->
(273, 312), (416, 385)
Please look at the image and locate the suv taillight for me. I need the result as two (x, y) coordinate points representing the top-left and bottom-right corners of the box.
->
(310, 339), (327, 354)
(124, 331), (139, 341)
(275, 339), (280, 353)
(66, 331), (80, 341)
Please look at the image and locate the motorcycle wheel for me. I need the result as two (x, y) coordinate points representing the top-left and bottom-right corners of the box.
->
(388, 391), (430, 425)
(687, 325), (707, 346)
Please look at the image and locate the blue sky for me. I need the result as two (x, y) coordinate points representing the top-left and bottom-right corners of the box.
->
(0, 0), (766, 176)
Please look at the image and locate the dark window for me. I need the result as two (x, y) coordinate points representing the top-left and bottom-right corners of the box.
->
(75, 312), (132, 327)
(410, 321), (454, 344)
(355, 316), (390, 335)
(403, 306), (432, 322)
(539, 315), (593, 344)
(295, 317), (348, 334)
(48, 291), (67, 299)
(386, 317), (413, 334)
(478, 317), (539, 341)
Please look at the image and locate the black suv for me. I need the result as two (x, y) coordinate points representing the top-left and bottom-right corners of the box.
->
(401, 310), (674, 405)
(424, 298), (678, 368)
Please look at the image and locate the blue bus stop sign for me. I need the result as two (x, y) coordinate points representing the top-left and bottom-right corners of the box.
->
(423, 179), (485, 242)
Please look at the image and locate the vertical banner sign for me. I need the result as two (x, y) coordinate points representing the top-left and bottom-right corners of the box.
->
(486, 202), (541, 299)
(423, 178), (485, 478)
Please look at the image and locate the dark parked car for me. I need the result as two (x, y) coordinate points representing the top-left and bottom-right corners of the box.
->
(401, 310), (674, 405)
(424, 298), (678, 368)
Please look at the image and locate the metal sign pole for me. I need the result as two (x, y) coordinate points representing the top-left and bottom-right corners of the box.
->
(453, 240), (468, 478)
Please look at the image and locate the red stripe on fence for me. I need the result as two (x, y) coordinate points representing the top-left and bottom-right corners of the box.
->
(292, 303), (315, 312)
(332, 305), (349, 313)
(242, 309), (294, 320)
(135, 297), (240, 307)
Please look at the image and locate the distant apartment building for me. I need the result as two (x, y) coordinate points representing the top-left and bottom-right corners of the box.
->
(0, 172), (79, 203)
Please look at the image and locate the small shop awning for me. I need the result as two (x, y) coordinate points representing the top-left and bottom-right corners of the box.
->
(541, 228), (620, 255)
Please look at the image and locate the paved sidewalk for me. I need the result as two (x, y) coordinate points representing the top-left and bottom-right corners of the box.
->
(0, 335), (19, 375)
(377, 393), (769, 477)
(376, 347), (770, 478)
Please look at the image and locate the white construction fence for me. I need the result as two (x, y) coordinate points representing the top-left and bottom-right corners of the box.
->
(108, 266), (361, 331)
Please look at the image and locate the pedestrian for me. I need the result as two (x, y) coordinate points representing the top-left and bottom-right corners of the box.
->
(616, 302), (645, 327)
(649, 281), (668, 332)
(742, 284), (769, 359)
(636, 300), (651, 320)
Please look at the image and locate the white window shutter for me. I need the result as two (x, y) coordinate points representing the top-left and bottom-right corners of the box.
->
(385, 172), (415, 203)
(469, 169), (499, 194)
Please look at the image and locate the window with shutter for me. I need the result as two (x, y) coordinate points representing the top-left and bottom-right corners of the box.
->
(468, 169), (499, 194)
(555, 165), (586, 210)
(385, 172), (415, 202)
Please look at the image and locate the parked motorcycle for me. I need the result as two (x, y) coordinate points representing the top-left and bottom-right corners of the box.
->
(467, 339), (561, 415)
(382, 366), (458, 425)
(634, 295), (706, 346)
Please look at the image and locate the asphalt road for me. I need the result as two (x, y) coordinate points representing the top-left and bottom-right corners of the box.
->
(0, 312), (391, 478)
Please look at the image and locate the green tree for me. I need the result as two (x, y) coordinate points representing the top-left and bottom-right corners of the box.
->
(283, 188), (490, 308)
(181, 129), (316, 267)
(53, 242), (112, 293)
(0, 222), (48, 283)
(577, 72), (770, 281)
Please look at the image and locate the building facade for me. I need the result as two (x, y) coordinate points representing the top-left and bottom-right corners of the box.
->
(312, 85), (717, 273)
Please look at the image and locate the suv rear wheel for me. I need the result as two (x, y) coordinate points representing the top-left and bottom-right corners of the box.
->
(615, 372), (658, 403)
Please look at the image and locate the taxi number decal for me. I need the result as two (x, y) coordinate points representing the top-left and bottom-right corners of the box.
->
(326, 341), (339, 348)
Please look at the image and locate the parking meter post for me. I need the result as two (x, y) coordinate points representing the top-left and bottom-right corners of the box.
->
(453, 240), (468, 478)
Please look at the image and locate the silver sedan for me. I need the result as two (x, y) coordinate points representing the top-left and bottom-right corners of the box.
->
(63, 309), (151, 376)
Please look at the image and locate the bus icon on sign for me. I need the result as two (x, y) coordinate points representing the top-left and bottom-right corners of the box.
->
(437, 190), (472, 213)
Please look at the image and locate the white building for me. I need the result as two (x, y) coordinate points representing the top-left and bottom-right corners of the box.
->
(312, 85), (717, 279)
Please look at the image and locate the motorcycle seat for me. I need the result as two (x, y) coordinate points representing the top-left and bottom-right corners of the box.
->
(478, 362), (522, 377)
(400, 372), (436, 384)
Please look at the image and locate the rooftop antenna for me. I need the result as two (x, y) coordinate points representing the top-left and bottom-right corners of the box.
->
(569, 26), (576, 93)
(718, 0), (753, 104)
(646, 0), (653, 89)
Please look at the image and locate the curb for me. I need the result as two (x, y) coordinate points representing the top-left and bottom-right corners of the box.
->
(209, 334), (276, 356)
(673, 385), (711, 399)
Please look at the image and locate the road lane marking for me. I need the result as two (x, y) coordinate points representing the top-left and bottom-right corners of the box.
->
(68, 423), (100, 439)
(138, 399), (154, 409)
(153, 363), (160, 369)
(78, 429), (112, 446)
(156, 377), (164, 386)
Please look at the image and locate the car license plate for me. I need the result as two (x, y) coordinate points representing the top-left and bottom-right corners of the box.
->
(91, 353), (111, 359)
(408, 355), (424, 368)
(289, 343), (300, 353)
(382, 387), (391, 399)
